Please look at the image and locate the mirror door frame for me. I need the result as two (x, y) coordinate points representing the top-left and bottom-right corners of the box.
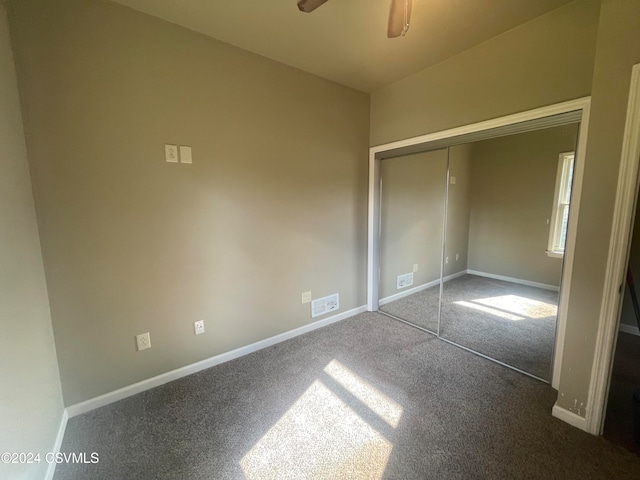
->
(367, 97), (591, 390)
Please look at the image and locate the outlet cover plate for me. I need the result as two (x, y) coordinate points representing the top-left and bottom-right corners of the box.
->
(136, 332), (151, 351)
(165, 144), (178, 163)
(194, 320), (205, 335)
(301, 291), (312, 304)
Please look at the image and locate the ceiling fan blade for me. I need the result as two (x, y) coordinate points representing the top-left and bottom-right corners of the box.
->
(388, 0), (412, 38)
(297, 0), (330, 13)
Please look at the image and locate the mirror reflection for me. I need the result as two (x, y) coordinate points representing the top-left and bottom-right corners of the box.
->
(440, 124), (579, 381)
(378, 149), (447, 334)
(376, 122), (580, 382)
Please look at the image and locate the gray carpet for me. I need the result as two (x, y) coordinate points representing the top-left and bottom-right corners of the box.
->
(55, 312), (640, 480)
(380, 282), (440, 333)
(380, 275), (557, 380)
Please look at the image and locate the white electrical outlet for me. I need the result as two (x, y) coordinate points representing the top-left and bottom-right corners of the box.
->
(456, 253), (459, 261)
(450, 176), (456, 185)
(311, 293), (339, 318)
(180, 145), (192, 164)
(412, 264), (418, 273)
(445, 257), (449, 264)
(165, 144), (178, 163)
(194, 320), (205, 335)
(301, 291), (312, 304)
(136, 332), (151, 351)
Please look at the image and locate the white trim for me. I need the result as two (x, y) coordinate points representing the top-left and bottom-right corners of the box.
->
(380, 278), (440, 306)
(67, 305), (367, 417)
(466, 270), (560, 292)
(443, 270), (467, 283)
(44, 409), (68, 480)
(368, 97), (591, 400)
(551, 102), (590, 391)
(379, 270), (467, 306)
(367, 149), (381, 311)
(369, 98), (590, 153)
(619, 323), (640, 336)
(552, 403), (588, 431)
(587, 64), (640, 436)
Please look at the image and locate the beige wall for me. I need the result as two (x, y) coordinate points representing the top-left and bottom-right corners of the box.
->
(7, 0), (370, 406)
(370, 0), (600, 146)
(467, 125), (579, 286)
(556, 0), (640, 415)
(0, 4), (64, 479)
(379, 150), (447, 299)
(444, 145), (473, 277)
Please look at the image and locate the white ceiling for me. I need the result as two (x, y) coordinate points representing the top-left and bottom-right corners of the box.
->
(111, 0), (575, 92)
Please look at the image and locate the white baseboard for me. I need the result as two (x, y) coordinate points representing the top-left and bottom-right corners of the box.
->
(466, 269), (560, 292)
(44, 409), (68, 480)
(443, 270), (468, 283)
(379, 270), (467, 306)
(379, 279), (439, 306)
(619, 323), (640, 336)
(66, 305), (367, 418)
(552, 403), (588, 432)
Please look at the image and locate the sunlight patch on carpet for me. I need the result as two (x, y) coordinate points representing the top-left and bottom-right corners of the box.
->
(473, 295), (557, 319)
(324, 359), (403, 428)
(454, 300), (524, 321)
(240, 360), (402, 479)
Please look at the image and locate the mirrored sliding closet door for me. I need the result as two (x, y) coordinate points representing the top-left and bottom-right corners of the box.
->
(376, 120), (581, 382)
(439, 124), (579, 381)
(378, 149), (447, 334)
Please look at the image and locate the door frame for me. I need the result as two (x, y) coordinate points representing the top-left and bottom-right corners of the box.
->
(587, 63), (640, 435)
(367, 97), (592, 391)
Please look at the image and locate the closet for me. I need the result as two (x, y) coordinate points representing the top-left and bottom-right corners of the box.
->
(374, 117), (582, 382)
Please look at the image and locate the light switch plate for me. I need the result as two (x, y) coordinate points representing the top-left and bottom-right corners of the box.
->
(450, 176), (456, 185)
(301, 291), (312, 304)
(165, 144), (178, 163)
(180, 146), (192, 164)
(412, 264), (418, 273)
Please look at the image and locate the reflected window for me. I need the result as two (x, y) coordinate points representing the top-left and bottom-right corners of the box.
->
(547, 151), (575, 257)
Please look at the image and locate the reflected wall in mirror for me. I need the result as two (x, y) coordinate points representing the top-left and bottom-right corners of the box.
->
(440, 123), (580, 381)
(378, 149), (447, 334)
